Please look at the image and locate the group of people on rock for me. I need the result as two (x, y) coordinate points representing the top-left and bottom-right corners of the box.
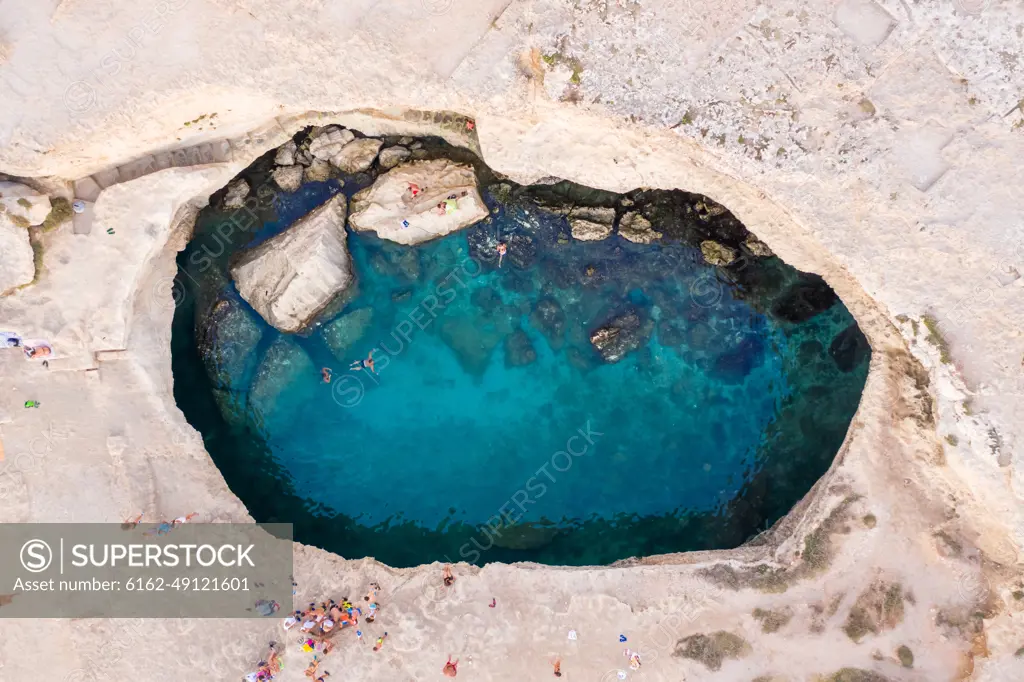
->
(244, 581), (385, 681)
(245, 566), (570, 680)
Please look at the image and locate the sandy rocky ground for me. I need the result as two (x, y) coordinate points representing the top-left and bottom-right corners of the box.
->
(0, 0), (1023, 680)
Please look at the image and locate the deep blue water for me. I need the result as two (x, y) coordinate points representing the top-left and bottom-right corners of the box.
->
(171, 140), (869, 567)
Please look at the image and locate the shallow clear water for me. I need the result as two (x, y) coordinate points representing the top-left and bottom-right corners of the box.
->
(171, 145), (869, 567)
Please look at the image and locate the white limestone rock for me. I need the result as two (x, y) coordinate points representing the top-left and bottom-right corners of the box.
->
(272, 165), (304, 192)
(223, 178), (250, 209)
(308, 126), (355, 166)
(274, 140), (298, 167)
(0, 181), (51, 227)
(333, 138), (383, 173)
(0, 221), (34, 293)
(230, 194), (353, 333)
(349, 159), (488, 245)
(378, 146), (411, 170)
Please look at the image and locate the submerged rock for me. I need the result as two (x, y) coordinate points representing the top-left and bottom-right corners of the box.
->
(505, 328), (538, 367)
(223, 179), (250, 209)
(530, 298), (567, 351)
(619, 211), (661, 244)
(506, 232), (537, 269)
(349, 159), (488, 245)
(589, 309), (653, 363)
(770, 274), (838, 323)
(308, 126), (355, 167)
(439, 314), (503, 375)
(711, 334), (765, 383)
(197, 296), (263, 390)
(321, 308), (374, 361)
(492, 523), (558, 550)
(249, 336), (316, 427)
(829, 323), (870, 372)
(230, 194), (353, 333)
(378, 146), (411, 170)
(272, 165), (304, 192)
(333, 138), (383, 173)
(700, 239), (738, 266)
(212, 388), (249, 429)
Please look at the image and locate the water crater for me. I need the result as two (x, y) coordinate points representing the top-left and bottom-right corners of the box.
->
(171, 124), (870, 567)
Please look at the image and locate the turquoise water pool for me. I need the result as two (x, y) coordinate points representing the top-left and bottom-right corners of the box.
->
(171, 137), (869, 567)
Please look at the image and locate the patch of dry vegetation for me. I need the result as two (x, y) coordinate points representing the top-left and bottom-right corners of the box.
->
(674, 631), (751, 671)
(752, 607), (793, 634)
(843, 581), (906, 642)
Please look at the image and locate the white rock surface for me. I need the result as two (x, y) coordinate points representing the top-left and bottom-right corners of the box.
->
(349, 159), (488, 245)
(378, 145), (411, 169)
(308, 125), (355, 166)
(0, 221), (34, 293)
(274, 140), (297, 166)
(332, 137), (383, 173)
(230, 194), (353, 333)
(0, 181), (51, 227)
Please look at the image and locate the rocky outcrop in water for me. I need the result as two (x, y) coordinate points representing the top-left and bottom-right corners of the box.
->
(349, 159), (488, 245)
(378, 146), (411, 170)
(569, 206), (615, 241)
(272, 165), (304, 192)
(589, 309), (653, 363)
(197, 295), (263, 390)
(700, 239), (738, 266)
(230, 194), (353, 333)
(619, 211), (661, 244)
(304, 159), (332, 183)
(333, 138), (383, 174)
(223, 179), (249, 209)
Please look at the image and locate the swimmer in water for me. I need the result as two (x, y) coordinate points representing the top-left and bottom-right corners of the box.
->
(321, 367), (332, 383)
(349, 350), (375, 374)
(496, 242), (507, 268)
(442, 564), (455, 587)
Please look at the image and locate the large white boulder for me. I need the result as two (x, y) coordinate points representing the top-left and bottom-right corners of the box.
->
(308, 126), (355, 166)
(0, 222), (34, 293)
(332, 138), (383, 173)
(230, 194), (353, 333)
(0, 181), (51, 228)
(348, 159), (488, 245)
